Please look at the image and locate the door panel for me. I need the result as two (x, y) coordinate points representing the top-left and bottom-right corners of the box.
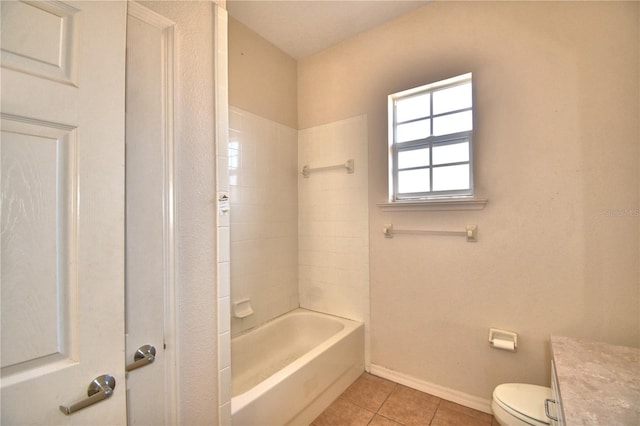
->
(0, 0), (79, 85)
(1, 1), (127, 424)
(1, 116), (77, 372)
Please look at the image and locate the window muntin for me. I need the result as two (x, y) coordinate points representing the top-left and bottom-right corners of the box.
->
(389, 73), (473, 200)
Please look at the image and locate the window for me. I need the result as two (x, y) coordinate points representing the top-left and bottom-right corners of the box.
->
(388, 73), (473, 201)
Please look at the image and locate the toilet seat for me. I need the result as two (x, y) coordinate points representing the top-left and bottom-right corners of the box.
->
(492, 383), (551, 426)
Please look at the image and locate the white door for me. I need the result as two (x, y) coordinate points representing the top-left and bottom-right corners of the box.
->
(124, 3), (177, 425)
(1, 1), (127, 424)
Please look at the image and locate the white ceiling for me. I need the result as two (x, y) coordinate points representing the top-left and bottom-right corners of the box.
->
(227, 0), (430, 59)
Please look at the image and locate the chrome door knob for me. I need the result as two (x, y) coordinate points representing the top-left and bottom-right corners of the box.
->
(125, 344), (156, 372)
(59, 374), (116, 415)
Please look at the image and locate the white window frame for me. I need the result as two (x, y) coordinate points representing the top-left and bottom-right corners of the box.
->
(388, 73), (475, 202)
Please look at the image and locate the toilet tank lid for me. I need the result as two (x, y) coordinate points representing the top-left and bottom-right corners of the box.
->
(493, 383), (552, 423)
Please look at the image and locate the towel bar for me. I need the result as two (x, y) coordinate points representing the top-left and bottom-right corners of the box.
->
(383, 223), (477, 242)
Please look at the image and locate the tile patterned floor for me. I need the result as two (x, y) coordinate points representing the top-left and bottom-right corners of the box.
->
(311, 373), (499, 426)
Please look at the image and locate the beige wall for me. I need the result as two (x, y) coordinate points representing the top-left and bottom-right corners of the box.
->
(229, 17), (298, 129)
(299, 1), (639, 401)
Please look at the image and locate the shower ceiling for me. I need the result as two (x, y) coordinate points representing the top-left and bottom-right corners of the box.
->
(226, 0), (431, 59)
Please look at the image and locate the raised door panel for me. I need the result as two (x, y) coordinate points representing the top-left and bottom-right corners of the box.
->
(1, 116), (78, 375)
(0, 1), (79, 85)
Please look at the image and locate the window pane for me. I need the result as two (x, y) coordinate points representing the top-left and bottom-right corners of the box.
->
(398, 147), (430, 169)
(396, 93), (430, 123)
(433, 164), (470, 191)
(397, 119), (430, 143)
(398, 169), (430, 194)
(432, 141), (469, 165)
(433, 111), (472, 136)
(433, 82), (471, 115)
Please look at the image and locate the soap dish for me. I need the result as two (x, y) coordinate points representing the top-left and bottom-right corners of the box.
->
(233, 298), (254, 318)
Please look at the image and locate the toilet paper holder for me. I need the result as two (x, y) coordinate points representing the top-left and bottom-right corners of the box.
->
(489, 328), (518, 352)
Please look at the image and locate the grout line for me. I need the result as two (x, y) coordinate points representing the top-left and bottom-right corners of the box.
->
(368, 413), (406, 426)
(365, 383), (397, 426)
(428, 398), (443, 425)
(376, 382), (398, 413)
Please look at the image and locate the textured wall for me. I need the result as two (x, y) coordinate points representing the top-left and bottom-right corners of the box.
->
(139, 2), (219, 424)
(299, 1), (639, 402)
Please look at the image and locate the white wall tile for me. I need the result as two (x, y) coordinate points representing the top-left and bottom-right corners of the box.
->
(218, 297), (230, 334)
(218, 331), (230, 369)
(217, 155), (229, 193)
(218, 366), (231, 406)
(218, 261), (230, 298)
(218, 226), (230, 263)
(219, 402), (231, 426)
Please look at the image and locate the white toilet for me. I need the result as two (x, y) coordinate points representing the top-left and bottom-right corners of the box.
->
(491, 383), (552, 426)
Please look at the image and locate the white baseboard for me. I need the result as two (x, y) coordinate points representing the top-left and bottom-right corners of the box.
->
(369, 364), (493, 415)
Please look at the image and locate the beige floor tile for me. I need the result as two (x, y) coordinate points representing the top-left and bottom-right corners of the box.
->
(341, 373), (398, 412)
(430, 400), (493, 426)
(312, 396), (376, 426)
(377, 384), (440, 426)
(310, 374), (496, 426)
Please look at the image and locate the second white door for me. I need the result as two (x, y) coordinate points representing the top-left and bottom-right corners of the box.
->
(124, 3), (177, 425)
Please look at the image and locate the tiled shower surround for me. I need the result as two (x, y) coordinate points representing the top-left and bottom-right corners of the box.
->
(229, 107), (299, 336)
(229, 108), (370, 355)
(298, 115), (370, 330)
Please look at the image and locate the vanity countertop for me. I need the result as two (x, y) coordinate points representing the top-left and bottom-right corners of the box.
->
(550, 335), (640, 425)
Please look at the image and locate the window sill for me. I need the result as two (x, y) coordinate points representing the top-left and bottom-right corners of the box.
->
(377, 198), (488, 212)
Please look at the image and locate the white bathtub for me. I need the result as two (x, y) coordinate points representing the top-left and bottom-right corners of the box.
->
(231, 308), (365, 426)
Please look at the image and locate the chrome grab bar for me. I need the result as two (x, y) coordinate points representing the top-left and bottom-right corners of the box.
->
(302, 159), (354, 177)
(59, 375), (115, 415)
(125, 344), (156, 372)
(544, 398), (559, 422)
